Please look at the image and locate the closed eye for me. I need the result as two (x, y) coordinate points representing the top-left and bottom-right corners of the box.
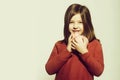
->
(78, 21), (83, 23)
(70, 21), (74, 23)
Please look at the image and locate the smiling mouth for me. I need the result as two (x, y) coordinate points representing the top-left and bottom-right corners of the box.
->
(72, 30), (80, 32)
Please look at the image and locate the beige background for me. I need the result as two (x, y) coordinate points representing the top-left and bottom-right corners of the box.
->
(0, 0), (120, 80)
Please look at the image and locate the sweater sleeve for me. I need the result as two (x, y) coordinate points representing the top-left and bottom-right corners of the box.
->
(45, 42), (72, 75)
(80, 40), (104, 76)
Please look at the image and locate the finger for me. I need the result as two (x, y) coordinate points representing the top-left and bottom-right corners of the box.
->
(69, 34), (72, 39)
(74, 36), (83, 43)
(71, 45), (75, 50)
(72, 39), (77, 45)
(68, 35), (73, 42)
(70, 34), (75, 40)
(82, 36), (88, 43)
(81, 36), (88, 46)
(71, 43), (76, 50)
(71, 33), (75, 38)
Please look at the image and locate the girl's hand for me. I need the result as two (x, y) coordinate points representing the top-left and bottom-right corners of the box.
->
(71, 35), (89, 54)
(67, 34), (74, 52)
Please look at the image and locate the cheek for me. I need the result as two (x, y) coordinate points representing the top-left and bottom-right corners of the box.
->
(81, 27), (84, 31)
(80, 25), (84, 30)
(81, 27), (84, 33)
(68, 25), (72, 32)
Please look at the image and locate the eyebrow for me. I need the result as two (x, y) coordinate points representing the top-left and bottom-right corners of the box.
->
(70, 20), (82, 22)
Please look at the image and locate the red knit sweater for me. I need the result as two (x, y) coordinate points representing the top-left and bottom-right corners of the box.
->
(45, 39), (104, 80)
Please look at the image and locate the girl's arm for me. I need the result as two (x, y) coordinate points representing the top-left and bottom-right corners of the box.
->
(80, 40), (104, 76)
(45, 42), (71, 75)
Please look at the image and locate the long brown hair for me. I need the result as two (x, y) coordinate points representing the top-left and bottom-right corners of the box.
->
(62, 4), (96, 44)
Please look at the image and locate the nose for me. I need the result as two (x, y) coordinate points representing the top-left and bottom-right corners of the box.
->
(73, 24), (78, 29)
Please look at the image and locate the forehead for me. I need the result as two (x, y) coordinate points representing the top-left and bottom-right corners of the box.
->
(70, 13), (82, 21)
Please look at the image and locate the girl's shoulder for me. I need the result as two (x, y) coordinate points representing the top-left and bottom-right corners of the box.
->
(89, 39), (102, 47)
(54, 40), (67, 51)
(55, 40), (66, 46)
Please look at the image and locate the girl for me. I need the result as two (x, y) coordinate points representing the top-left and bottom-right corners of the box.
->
(45, 3), (104, 80)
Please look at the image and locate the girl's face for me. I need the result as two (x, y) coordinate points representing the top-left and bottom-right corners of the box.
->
(69, 13), (84, 37)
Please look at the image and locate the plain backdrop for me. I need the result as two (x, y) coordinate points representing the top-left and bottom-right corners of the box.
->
(0, 0), (120, 80)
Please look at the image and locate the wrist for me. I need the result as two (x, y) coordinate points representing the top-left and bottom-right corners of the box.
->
(81, 49), (88, 54)
(67, 46), (72, 52)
